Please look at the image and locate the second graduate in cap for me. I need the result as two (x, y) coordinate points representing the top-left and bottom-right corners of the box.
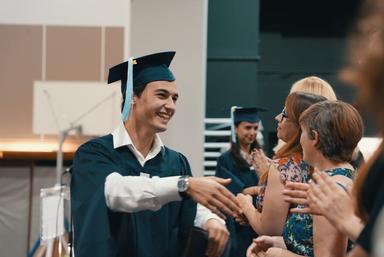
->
(215, 106), (266, 257)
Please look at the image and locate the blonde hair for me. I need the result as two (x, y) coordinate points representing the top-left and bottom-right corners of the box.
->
(290, 76), (337, 101)
(274, 76), (338, 154)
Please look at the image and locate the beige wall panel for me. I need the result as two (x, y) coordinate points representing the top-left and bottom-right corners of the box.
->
(104, 27), (124, 79)
(46, 26), (101, 81)
(0, 25), (42, 138)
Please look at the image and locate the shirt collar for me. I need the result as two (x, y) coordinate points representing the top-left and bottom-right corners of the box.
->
(112, 122), (165, 153)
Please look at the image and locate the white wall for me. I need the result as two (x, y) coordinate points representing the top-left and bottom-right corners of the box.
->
(0, 0), (130, 26)
(131, 0), (208, 176)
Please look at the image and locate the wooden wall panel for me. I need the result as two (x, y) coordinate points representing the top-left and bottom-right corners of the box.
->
(104, 27), (124, 80)
(0, 25), (124, 140)
(46, 26), (101, 81)
(0, 25), (42, 138)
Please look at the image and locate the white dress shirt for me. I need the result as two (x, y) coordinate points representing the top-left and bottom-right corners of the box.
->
(104, 122), (223, 227)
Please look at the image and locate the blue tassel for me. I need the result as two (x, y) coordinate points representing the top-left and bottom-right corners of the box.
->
(230, 106), (237, 143)
(121, 57), (134, 121)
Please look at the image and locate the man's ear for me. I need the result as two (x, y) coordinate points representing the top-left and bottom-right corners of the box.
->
(131, 95), (138, 105)
(311, 130), (319, 146)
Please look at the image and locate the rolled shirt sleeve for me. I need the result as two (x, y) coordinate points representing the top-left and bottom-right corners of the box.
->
(105, 172), (181, 212)
(194, 203), (225, 228)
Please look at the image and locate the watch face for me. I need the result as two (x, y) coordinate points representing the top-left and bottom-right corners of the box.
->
(178, 177), (188, 192)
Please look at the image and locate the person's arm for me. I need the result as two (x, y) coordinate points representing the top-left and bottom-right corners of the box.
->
(105, 172), (240, 218)
(193, 204), (229, 257)
(240, 164), (290, 235)
(194, 203), (223, 228)
(242, 186), (261, 195)
(187, 176), (241, 218)
(313, 214), (348, 257)
(71, 142), (123, 257)
(105, 172), (181, 212)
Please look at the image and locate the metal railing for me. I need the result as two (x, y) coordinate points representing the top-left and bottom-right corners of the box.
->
(203, 118), (231, 176)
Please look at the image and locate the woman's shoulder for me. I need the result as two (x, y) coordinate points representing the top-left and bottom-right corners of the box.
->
(217, 150), (232, 163)
(277, 153), (310, 183)
(276, 153), (309, 170)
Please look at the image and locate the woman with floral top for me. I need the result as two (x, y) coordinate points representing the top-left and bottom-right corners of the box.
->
(247, 101), (363, 257)
(236, 92), (326, 237)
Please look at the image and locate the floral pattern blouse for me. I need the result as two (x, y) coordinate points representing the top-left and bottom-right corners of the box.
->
(282, 167), (355, 257)
(254, 153), (310, 212)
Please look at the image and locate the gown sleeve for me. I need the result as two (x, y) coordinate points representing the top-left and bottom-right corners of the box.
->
(71, 141), (120, 257)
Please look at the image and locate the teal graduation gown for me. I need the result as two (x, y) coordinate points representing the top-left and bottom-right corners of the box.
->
(215, 150), (259, 257)
(71, 134), (196, 257)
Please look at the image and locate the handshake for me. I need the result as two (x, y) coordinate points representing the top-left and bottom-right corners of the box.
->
(185, 176), (243, 219)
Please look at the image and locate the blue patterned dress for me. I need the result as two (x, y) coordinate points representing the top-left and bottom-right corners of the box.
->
(282, 168), (355, 257)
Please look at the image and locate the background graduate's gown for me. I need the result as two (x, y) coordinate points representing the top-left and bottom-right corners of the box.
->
(71, 135), (196, 257)
(215, 150), (259, 257)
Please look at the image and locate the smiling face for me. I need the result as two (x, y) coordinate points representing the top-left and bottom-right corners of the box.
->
(235, 121), (259, 147)
(131, 80), (178, 133)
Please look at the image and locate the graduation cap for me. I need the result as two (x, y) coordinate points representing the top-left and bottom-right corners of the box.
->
(108, 51), (176, 121)
(230, 106), (267, 143)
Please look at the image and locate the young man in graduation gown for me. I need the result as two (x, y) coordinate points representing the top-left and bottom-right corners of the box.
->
(71, 51), (241, 257)
(215, 107), (265, 257)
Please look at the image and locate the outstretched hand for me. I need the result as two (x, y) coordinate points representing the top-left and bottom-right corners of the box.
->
(187, 176), (241, 219)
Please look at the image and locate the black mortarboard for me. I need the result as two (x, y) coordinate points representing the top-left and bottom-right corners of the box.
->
(107, 51), (176, 121)
(231, 106), (267, 143)
(233, 107), (267, 123)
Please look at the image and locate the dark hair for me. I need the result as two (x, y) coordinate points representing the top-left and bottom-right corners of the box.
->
(230, 121), (261, 169)
(299, 101), (363, 163)
(121, 84), (147, 111)
(275, 92), (327, 159)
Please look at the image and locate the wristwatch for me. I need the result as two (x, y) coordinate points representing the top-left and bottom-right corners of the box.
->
(177, 175), (190, 199)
